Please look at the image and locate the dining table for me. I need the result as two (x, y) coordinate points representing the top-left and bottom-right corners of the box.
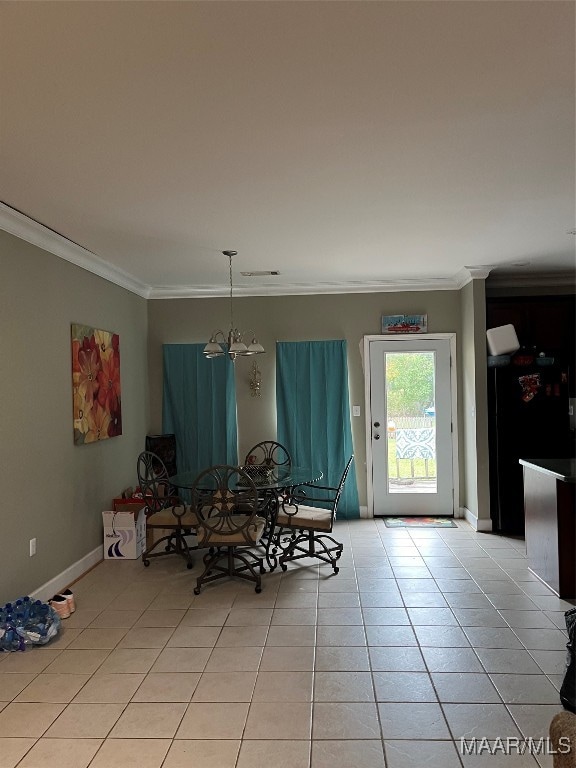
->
(168, 465), (323, 569)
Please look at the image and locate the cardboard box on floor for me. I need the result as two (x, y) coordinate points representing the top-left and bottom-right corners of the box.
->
(112, 497), (169, 551)
(103, 508), (146, 559)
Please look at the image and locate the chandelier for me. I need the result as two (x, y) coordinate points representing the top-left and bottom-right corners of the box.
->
(203, 250), (265, 361)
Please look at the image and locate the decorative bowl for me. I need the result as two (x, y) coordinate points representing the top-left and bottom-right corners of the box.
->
(240, 465), (274, 482)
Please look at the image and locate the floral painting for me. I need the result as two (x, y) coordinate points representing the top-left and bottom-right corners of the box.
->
(71, 323), (122, 444)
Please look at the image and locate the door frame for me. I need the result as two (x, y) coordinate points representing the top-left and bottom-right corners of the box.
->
(363, 333), (459, 518)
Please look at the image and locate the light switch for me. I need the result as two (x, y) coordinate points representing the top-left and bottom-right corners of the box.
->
(353, 405), (361, 417)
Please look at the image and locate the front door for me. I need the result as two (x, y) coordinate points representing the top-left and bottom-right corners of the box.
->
(367, 336), (455, 516)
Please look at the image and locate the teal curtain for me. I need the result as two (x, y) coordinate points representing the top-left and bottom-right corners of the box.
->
(276, 340), (360, 518)
(162, 344), (238, 479)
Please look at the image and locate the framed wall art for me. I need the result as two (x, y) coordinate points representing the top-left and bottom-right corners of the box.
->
(382, 314), (428, 334)
(71, 323), (122, 444)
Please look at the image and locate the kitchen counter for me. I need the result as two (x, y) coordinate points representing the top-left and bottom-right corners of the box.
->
(519, 458), (576, 482)
(520, 458), (575, 598)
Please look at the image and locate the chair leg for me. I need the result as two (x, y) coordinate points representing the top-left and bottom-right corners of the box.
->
(142, 530), (195, 569)
(194, 546), (264, 594)
(142, 533), (175, 567)
(174, 530), (195, 569)
(278, 530), (343, 574)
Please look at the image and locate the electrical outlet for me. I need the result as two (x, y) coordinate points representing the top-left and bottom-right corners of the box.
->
(29, 538), (37, 557)
(353, 405), (361, 417)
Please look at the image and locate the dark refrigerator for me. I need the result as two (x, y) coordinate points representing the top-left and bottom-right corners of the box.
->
(488, 365), (572, 534)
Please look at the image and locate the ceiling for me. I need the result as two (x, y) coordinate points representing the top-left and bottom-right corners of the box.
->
(1, 1), (574, 298)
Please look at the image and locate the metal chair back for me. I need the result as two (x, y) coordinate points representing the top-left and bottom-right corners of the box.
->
(136, 451), (173, 515)
(191, 465), (261, 547)
(244, 441), (291, 468)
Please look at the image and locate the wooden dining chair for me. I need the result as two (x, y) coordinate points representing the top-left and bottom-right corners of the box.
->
(136, 451), (198, 568)
(273, 455), (354, 574)
(191, 465), (267, 593)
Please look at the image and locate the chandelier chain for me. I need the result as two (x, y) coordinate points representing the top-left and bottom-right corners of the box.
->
(228, 252), (234, 333)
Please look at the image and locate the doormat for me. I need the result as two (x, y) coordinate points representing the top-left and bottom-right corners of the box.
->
(383, 517), (457, 528)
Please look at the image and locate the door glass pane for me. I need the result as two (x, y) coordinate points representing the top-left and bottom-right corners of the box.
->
(385, 351), (437, 494)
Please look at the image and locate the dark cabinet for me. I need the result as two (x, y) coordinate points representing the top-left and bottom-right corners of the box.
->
(522, 462), (576, 598)
(487, 365), (571, 534)
(486, 294), (575, 534)
(486, 295), (575, 394)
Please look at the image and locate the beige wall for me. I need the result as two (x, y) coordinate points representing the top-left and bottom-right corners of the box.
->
(0, 231), (148, 604)
(460, 279), (490, 522)
(148, 290), (464, 508)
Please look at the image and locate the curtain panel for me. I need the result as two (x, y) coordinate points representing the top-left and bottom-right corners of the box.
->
(276, 340), (360, 518)
(162, 344), (238, 480)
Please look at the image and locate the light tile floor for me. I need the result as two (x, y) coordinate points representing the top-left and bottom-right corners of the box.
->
(0, 519), (573, 768)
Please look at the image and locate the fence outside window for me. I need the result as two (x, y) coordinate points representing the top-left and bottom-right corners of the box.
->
(387, 416), (436, 481)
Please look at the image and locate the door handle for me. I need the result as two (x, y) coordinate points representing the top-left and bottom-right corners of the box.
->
(373, 422), (380, 428)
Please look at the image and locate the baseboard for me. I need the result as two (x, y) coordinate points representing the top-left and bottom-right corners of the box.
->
(462, 506), (493, 532)
(359, 505), (369, 519)
(30, 545), (103, 602)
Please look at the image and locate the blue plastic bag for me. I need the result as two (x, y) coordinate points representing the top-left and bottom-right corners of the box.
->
(0, 597), (61, 652)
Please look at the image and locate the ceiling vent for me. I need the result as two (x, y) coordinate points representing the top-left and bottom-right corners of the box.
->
(240, 270), (280, 276)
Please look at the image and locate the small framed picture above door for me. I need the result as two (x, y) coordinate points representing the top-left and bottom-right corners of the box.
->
(382, 314), (427, 334)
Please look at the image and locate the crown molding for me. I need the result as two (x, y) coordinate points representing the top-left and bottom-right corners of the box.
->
(0, 203), (151, 298)
(14, 202), (562, 298)
(486, 270), (576, 289)
(455, 266), (493, 288)
(149, 275), (465, 299)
